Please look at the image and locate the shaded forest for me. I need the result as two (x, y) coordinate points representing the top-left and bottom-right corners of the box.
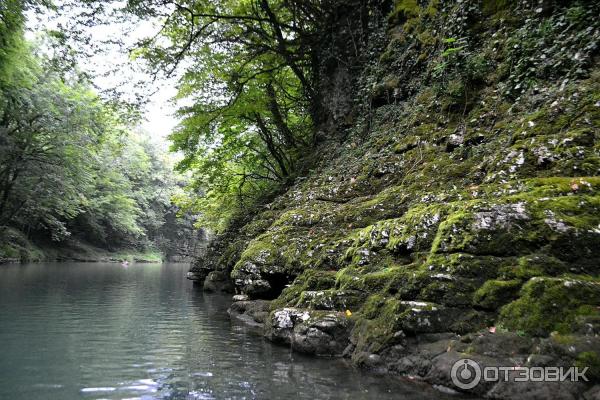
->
(0, 0), (199, 262)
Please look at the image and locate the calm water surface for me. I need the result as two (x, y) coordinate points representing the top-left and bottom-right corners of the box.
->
(0, 262), (455, 399)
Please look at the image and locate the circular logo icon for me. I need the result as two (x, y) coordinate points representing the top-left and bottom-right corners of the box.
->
(451, 358), (482, 390)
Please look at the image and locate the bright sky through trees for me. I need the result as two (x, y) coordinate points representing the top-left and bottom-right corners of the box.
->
(25, 5), (179, 147)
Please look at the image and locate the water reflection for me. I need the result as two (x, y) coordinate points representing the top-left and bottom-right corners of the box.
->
(0, 263), (456, 399)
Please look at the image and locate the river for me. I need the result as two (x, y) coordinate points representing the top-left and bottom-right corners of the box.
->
(0, 262), (455, 399)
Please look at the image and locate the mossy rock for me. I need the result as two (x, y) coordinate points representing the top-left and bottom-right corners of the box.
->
(502, 253), (569, 279)
(424, 253), (514, 280)
(397, 301), (486, 334)
(295, 289), (366, 311)
(482, 0), (516, 16)
(472, 279), (522, 310)
(336, 265), (429, 300)
(499, 277), (600, 336)
(265, 308), (352, 356)
(271, 269), (337, 310)
(196, 0), (600, 363)
(431, 201), (535, 256)
(352, 294), (487, 355)
(344, 203), (448, 264)
(576, 351), (600, 382)
(351, 295), (406, 354)
(419, 276), (480, 307)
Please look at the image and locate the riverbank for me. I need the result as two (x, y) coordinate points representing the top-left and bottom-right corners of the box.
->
(227, 297), (600, 399)
(187, 1), (600, 398)
(0, 228), (163, 264)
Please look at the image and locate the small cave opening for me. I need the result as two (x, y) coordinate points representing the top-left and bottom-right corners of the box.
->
(261, 272), (294, 300)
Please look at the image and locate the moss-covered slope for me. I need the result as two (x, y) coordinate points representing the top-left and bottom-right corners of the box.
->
(192, 0), (600, 396)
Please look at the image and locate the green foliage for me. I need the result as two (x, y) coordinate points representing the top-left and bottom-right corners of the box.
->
(0, 27), (188, 256)
(501, 4), (599, 97)
(120, 0), (322, 230)
(0, 0), (27, 89)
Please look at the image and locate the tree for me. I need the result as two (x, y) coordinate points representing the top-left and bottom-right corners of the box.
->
(1, 3), (200, 259)
(132, 1), (322, 229)
(0, 59), (104, 237)
(48, 0), (330, 229)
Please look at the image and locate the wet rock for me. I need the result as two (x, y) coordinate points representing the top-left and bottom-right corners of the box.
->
(187, 268), (210, 283)
(265, 308), (352, 356)
(231, 261), (279, 298)
(524, 354), (556, 367)
(353, 352), (386, 370)
(228, 300), (272, 326)
(486, 377), (586, 400)
(425, 351), (505, 396)
(583, 385), (600, 400)
(463, 332), (534, 359)
(389, 354), (432, 377)
(203, 270), (234, 293)
(187, 258), (216, 285)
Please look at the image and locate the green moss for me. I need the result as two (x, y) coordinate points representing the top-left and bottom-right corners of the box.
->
(425, 253), (513, 280)
(550, 332), (577, 345)
(393, 135), (420, 154)
(295, 288), (366, 311)
(428, 195), (598, 257)
(575, 352), (600, 381)
(482, 0), (515, 16)
(424, 0), (439, 18)
(420, 278), (478, 307)
(335, 267), (363, 290)
(499, 277), (600, 336)
(272, 208), (324, 228)
(472, 279), (522, 310)
(352, 295), (404, 354)
(344, 203), (447, 264)
(236, 236), (281, 268)
(218, 239), (247, 269)
(504, 254), (568, 279)
(417, 30), (436, 47)
(388, 0), (420, 24)
(271, 269), (337, 310)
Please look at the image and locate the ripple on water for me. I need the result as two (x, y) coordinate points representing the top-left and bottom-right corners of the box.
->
(80, 387), (116, 393)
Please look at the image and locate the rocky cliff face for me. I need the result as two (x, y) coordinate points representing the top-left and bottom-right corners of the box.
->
(190, 0), (600, 397)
